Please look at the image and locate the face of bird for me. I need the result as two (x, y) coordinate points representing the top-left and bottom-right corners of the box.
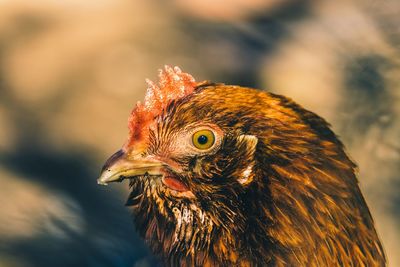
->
(98, 86), (265, 250)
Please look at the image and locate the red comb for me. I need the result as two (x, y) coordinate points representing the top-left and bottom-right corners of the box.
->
(127, 66), (197, 148)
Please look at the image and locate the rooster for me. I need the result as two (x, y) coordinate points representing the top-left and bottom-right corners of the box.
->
(98, 66), (386, 266)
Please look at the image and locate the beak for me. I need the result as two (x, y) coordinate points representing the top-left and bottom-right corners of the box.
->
(97, 149), (165, 185)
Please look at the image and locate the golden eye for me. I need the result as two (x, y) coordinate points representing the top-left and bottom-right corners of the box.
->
(192, 129), (215, 150)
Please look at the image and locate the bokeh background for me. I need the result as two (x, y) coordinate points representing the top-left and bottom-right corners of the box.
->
(0, 0), (399, 266)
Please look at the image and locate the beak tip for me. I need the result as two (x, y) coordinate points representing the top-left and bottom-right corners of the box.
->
(97, 169), (124, 186)
(97, 179), (109, 186)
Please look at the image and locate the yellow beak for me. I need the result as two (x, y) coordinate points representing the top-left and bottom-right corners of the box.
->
(97, 149), (165, 185)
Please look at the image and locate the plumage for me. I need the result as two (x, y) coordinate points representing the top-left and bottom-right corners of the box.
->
(98, 66), (386, 266)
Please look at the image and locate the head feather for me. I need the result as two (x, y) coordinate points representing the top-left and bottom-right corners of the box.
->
(126, 66), (197, 149)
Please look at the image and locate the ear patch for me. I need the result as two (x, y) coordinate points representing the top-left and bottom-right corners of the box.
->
(237, 134), (258, 155)
(236, 135), (258, 185)
(238, 164), (254, 185)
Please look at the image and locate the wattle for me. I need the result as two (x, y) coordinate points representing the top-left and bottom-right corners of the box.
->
(162, 176), (189, 192)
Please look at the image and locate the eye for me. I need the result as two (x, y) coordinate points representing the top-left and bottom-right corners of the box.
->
(192, 129), (215, 150)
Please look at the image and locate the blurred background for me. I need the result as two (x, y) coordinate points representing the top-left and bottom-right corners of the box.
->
(0, 0), (399, 266)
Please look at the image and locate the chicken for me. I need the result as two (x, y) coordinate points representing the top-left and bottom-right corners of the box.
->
(98, 66), (386, 266)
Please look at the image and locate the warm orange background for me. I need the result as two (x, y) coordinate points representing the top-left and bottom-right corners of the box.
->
(0, 1), (399, 266)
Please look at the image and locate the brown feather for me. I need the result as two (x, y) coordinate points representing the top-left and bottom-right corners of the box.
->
(108, 80), (386, 266)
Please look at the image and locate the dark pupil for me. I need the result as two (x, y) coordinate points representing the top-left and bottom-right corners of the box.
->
(197, 135), (208, 145)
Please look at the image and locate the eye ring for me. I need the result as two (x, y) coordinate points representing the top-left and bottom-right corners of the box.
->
(192, 129), (215, 150)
